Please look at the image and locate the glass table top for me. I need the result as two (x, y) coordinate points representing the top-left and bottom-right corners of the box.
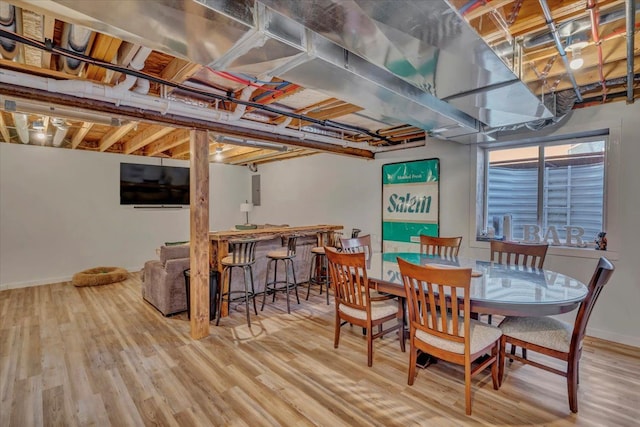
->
(367, 252), (588, 307)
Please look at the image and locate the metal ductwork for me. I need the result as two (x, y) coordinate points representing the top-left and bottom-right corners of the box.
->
(9, 0), (553, 142)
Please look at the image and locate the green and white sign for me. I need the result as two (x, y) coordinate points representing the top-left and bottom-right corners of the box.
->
(382, 159), (439, 252)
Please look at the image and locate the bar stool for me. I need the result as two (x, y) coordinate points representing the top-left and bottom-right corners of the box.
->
(261, 234), (299, 313)
(215, 238), (259, 327)
(306, 231), (339, 304)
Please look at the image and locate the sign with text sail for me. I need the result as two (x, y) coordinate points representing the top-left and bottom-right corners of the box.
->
(382, 159), (439, 252)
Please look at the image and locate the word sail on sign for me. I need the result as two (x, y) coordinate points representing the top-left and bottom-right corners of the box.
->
(382, 159), (440, 252)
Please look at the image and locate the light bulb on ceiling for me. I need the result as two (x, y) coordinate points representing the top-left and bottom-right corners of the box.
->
(569, 47), (584, 70)
(214, 144), (223, 161)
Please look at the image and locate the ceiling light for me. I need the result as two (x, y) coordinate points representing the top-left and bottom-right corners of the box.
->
(36, 131), (45, 140)
(565, 36), (589, 71)
(214, 145), (223, 161)
(569, 48), (584, 70)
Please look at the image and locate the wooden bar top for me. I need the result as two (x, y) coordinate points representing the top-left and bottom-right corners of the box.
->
(209, 224), (343, 241)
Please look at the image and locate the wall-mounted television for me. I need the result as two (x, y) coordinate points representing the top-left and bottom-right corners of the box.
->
(120, 163), (190, 206)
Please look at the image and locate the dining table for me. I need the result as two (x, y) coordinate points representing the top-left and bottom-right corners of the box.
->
(366, 252), (589, 317)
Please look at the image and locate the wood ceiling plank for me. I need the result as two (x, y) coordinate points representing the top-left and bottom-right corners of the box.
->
(98, 122), (138, 152)
(287, 103), (364, 129)
(270, 98), (342, 125)
(0, 112), (11, 142)
(0, 57), (85, 80)
(144, 129), (190, 156)
(160, 58), (202, 84)
(123, 125), (174, 154)
(71, 122), (94, 149)
(85, 34), (123, 81)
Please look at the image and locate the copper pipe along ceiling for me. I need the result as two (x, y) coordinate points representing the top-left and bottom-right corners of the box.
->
(587, 0), (608, 102)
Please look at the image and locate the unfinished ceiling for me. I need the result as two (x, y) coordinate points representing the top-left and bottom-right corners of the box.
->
(0, 0), (638, 166)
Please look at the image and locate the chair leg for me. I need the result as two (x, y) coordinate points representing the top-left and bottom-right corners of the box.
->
(261, 259), (272, 311)
(491, 342), (500, 390)
(324, 256), (330, 305)
(291, 259), (300, 304)
(465, 360), (472, 415)
(284, 259), (291, 314)
(306, 254), (316, 300)
(408, 344), (417, 385)
(568, 357), (579, 413)
(215, 267), (228, 326)
(243, 266), (251, 328)
(249, 265), (257, 315)
(498, 336), (507, 386)
(334, 310), (341, 348)
(272, 260), (278, 302)
(398, 316), (406, 353)
(367, 323), (373, 367)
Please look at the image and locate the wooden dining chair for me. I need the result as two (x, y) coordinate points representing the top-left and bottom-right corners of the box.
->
(340, 234), (373, 262)
(488, 240), (549, 325)
(498, 257), (615, 413)
(419, 235), (462, 257)
(325, 248), (405, 367)
(490, 240), (548, 268)
(398, 257), (502, 415)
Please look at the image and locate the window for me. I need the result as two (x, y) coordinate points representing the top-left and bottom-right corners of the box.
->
(483, 138), (606, 246)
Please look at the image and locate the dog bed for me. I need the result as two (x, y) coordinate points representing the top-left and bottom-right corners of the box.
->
(72, 266), (129, 287)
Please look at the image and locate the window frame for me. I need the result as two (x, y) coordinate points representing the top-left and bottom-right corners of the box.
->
(469, 122), (620, 260)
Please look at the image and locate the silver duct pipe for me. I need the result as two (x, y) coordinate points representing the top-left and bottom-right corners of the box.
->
(12, 113), (29, 143)
(627, 0), (636, 104)
(51, 118), (69, 146)
(538, 0), (583, 102)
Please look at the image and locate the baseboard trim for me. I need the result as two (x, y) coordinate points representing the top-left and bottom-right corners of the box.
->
(0, 266), (141, 291)
(585, 329), (640, 352)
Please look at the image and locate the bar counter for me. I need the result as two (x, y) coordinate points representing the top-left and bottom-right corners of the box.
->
(210, 224), (343, 316)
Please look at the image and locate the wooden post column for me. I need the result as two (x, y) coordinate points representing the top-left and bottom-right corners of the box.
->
(189, 129), (210, 339)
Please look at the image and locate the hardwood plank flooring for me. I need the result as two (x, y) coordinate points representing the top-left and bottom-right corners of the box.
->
(1, 273), (639, 426)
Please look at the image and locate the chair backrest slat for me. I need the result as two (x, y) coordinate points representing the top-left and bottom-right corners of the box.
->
(420, 235), (462, 258)
(340, 235), (373, 262)
(326, 248), (369, 311)
(398, 258), (472, 349)
(490, 240), (548, 268)
(571, 257), (615, 353)
(228, 238), (258, 264)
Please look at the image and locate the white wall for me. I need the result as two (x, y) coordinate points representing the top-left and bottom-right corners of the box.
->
(0, 143), (248, 289)
(255, 101), (640, 347)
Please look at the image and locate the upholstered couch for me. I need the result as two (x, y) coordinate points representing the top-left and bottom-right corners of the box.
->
(142, 244), (190, 316)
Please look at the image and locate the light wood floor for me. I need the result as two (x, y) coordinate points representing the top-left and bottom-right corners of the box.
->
(1, 273), (639, 426)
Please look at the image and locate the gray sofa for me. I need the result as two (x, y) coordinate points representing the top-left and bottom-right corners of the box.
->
(142, 244), (190, 316)
(142, 234), (319, 316)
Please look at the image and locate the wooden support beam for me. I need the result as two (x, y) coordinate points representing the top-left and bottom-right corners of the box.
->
(0, 112), (11, 142)
(98, 122), (137, 152)
(71, 122), (93, 149)
(123, 125), (174, 154)
(0, 83), (375, 159)
(189, 129), (210, 340)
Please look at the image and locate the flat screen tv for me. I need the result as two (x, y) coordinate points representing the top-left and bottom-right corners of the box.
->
(120, 163), (190, 206)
